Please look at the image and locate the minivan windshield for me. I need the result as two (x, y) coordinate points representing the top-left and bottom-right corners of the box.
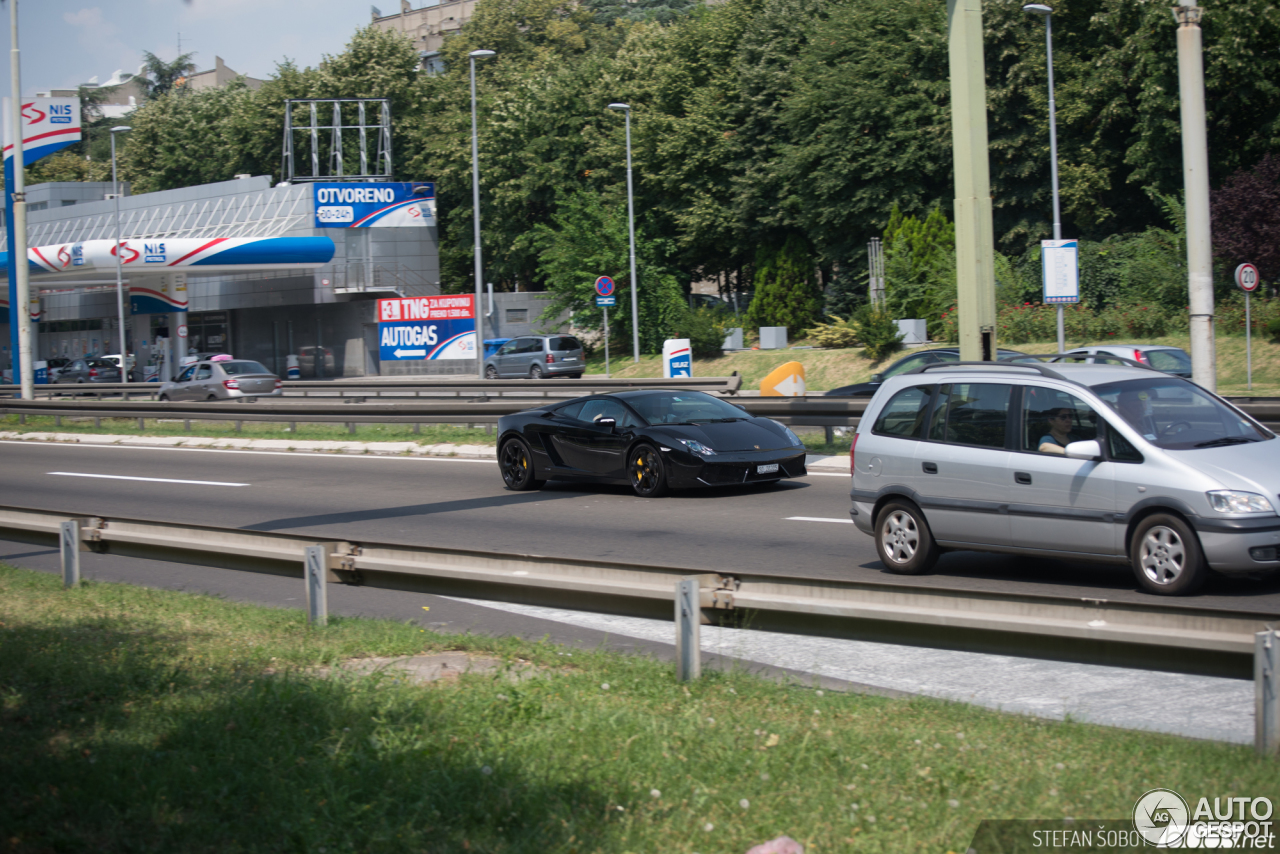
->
(1092, 377), (1272, 450)
(628, 391), (749, 425)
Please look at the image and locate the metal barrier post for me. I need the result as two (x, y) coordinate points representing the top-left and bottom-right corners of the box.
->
(305, 545), (328, 627)
(675, 577), (701, 681)
(1259, 630), (1279, 758)
(60, 519), (81, 588)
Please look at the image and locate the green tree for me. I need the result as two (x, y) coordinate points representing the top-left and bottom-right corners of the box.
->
(746, 234), (821, 334)
(882, 205), (956, 338)
(139, 51), (197, 99)
(534, 189), (688, 353)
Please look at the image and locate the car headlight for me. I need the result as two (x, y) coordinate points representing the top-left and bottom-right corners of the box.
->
(1207, 490), (1275, 514)
(678, 439), (716, 456)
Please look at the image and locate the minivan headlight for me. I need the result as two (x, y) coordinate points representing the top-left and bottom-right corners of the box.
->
(1207, 490), (1275, 514)
(678, 439), (716, 456)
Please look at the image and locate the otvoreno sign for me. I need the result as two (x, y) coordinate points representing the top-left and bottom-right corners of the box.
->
(378, 295), (476, 361)
(312, 182), (435, 228)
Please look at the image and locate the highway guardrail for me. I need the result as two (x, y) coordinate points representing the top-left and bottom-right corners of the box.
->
(0, 503), (1274, 755)
(0, 374), (743, 400)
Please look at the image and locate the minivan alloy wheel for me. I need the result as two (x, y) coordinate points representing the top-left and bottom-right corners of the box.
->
(1129, 513), (1205, 595)
(1138, 525), (1186, 585)
(880, 509), (919, 564)
(872, 500), (939, 574)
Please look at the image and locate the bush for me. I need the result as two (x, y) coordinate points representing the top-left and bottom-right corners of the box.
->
(746, 235), (823, 335)
(804, 314), (861, 349)
(854, 304), (903, 361)
(679, 307), (729, 358)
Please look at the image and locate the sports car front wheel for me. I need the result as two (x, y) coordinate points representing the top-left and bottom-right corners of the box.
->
(500, 438), (544, 491)
(629, 444), (669, 497)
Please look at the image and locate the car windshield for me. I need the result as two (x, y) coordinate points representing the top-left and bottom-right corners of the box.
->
(221, 361), (271, 376)
(1092, 377), (1273, 450)
(628, 391), (749, 425)
(1145, 348), (1192, 373)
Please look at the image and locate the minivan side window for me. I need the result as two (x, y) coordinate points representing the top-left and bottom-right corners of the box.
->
(928, 383), (1012, 449)
(872, 385), (934, 438)
(1020, 387), (1100, 455)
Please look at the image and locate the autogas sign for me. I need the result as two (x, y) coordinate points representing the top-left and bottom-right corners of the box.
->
(377, 295), (476, 361)
(312, 182), (435, 228)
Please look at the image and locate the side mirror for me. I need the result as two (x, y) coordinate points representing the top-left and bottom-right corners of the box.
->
(871, 373), (884, 383)
(1064, 439), (1103, 461)
(597, 418), (617, 432)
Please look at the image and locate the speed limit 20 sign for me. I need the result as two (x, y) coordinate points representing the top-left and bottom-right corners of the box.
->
(1235, 262), (1260, 292)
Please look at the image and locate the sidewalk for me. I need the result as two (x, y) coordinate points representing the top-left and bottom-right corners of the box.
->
(0, 428), (851, 471)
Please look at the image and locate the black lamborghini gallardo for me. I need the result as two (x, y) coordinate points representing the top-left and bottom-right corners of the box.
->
(495, 389), (808, 497)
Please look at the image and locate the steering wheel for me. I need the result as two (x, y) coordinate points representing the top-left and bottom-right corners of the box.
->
(1159, 421), (1193, 438)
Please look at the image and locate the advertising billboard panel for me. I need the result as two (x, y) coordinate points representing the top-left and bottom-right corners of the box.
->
(377, 295), (475, 361)
(312, 182), (435, 228)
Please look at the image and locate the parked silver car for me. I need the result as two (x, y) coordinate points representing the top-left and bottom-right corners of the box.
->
(1058, 345), (1193, 378)
(484, 335), (585, 379)
(850, 361), (1279, 595)
(53, 358), (121, 384)
(158, 359), (282, 401)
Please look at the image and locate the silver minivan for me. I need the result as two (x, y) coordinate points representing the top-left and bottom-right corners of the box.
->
(484, 335), (585, 379)
(850, 361), (1280, 595)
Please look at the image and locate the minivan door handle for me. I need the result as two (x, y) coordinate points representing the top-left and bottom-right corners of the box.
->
(922, 462), (938, 474)
(1014, 471), (1032, 485)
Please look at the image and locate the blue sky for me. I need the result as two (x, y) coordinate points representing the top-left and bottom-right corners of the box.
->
(0, 0), (382, 96)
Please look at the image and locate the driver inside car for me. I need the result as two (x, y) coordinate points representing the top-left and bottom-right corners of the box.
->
(1117, 389), (1158, 440)
(1037, 408), (1083, 455)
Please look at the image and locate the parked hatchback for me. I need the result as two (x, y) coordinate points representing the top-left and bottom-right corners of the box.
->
(850, 361), (1279, 595)
(1057, 345), (1193, 378)
(158, 359), (282, 401)
(484, 335), (585, 379)
(54, 358), (121, 384)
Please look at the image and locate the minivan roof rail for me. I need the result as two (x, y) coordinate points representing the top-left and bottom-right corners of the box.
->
(1003, 353), (1158, 371)
(906, 360), (1071, 382)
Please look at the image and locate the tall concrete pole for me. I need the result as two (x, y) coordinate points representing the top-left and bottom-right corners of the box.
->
(469, 49), (495, 380)
(948, 0), (998, 362)
(8, 0), (33, 399)
(1176, 4), (1216, 392)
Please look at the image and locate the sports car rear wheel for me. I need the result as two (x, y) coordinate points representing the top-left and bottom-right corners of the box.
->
(629, 444), (669, 497)
(500, 438), (544, 491)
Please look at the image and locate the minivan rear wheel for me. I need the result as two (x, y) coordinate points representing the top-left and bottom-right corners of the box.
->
(874, 500), (939, 575)
(1129, 513), (1206, 595)
(529, 364), (544, 380)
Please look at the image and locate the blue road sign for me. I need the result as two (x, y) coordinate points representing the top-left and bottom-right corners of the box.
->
(595, 276), (615, 297)
(596, 295), (616, 307)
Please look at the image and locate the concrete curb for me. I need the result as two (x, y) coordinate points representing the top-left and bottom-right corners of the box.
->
(0, 430), (849, 471)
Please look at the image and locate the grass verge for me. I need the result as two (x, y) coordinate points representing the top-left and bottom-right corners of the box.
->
(1, 564), (1271, 853)
(585, 334), (1280, 395)
(0, 416), (498, 446)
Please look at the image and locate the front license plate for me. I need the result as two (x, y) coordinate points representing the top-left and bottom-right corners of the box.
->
(757, 463), (779, 474)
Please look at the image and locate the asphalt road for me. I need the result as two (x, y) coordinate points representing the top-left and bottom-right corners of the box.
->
(2, 439), (1279, 612)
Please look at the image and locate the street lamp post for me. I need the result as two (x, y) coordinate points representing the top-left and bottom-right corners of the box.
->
(607, 103), (639, 362)
(110, 125), (131, 380)
(1023, 4), (1065, 355)
(469, 49), (495, 380)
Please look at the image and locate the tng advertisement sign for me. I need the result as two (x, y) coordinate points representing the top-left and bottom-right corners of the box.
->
(312, 182), (435, 228)
(377, 295), (475, 361)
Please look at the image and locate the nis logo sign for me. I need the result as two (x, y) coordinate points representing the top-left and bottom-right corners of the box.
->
(20, 102), (75, 125)
(144, 243), (166, 263)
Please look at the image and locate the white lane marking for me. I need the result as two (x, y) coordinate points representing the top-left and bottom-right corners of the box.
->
(49, 472), (250, 487)
(786, 515), (854, 524)
(0, 441), (496, 464)
(805, 472), (849, 478)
